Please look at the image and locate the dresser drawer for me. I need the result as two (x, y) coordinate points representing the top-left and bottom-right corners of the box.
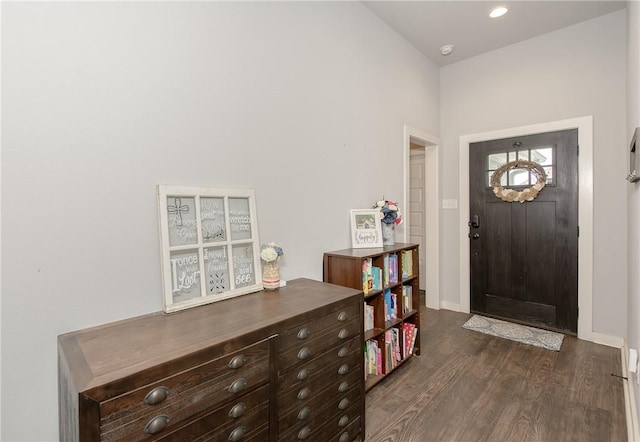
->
(278, 337), (360, 394)
(278, 368), (361, 435)
(329, 415), (362, 442)
(100, 340), (270, 441)
(279, 387), (361, 441)
(278, 302), (359, 352)
(278, 320), (360, 371)
(157, 384), (269, 442)
(278, 346), (360, 406)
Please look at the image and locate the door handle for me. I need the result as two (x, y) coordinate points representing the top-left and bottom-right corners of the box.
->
(468, 215), (480, 229)
(469, 233), (480, 240)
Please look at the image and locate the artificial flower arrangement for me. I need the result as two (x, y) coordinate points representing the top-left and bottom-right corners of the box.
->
(373, 199), (403, 225)
(260, 242), (284, 262)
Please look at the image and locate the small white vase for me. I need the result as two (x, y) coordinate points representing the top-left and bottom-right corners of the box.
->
(381, 222), (395, 246)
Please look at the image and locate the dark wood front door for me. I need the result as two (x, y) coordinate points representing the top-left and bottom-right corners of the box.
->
(469, 129), (578, 333)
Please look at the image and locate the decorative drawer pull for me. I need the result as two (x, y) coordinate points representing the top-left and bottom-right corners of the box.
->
(339, 431), (350, 442)
(228, 403), (246, 419)
(228, 355), (246, 370)
(297, 426), (311, 440)
(297, 368), (310, 380)
(143, 415), (170, 435)
(338, 381), (349, 392)
(337, 346), (349, 358)
(227, 378), (247, 394)
(337, 311), (348, 322)
(297, 327), (311, 340)
(228, 426), (246, 442)
(338, 415), (349, 427)
(337, 328), (349, 339)
(297, 347), (311, 360)
(297, 406), (311, 420)
(297, 387), (311, 400)
(338, 398), (350, 410)
(143, 386), (170, 406)
(337, 364), (349, 375)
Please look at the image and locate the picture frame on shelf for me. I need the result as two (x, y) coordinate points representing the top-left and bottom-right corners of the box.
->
(157, 185), (263, 313)
(350, 209), (383, 248)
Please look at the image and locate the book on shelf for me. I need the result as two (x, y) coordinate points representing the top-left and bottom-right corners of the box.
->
(389, 254), (398, 284)
(383, 254), (389, 287)
(383, 328), (403, 373)
(383, 289), (397, 321)
(364, 303), (375, 332)
(402, 285), (413, 314)
(362, 258), (373, 294)
(402, 322), (418, 356)
(401, 250), (413, 279)
(371, 266), (382, 291)
(364, 339), (382, 379)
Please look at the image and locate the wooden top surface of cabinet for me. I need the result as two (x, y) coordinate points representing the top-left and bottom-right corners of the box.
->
(59, 278), (360, 394)
(58, 278), (364, 442)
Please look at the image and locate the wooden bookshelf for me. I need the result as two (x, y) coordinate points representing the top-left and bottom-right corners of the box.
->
(323, 243), (420, 391)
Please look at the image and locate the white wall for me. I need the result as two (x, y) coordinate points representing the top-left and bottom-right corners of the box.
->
(440, 11), (627, 338)
(627, 0), (640, 423)
(1, 2), (440, 440)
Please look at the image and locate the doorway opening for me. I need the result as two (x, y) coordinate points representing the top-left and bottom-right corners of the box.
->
(404, 125), (439, 309)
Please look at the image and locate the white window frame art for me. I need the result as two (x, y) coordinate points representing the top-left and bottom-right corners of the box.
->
(157, 185), (263, 313)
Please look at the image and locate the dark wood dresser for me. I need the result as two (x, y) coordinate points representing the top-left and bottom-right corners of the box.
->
(58, 278), (364, 441)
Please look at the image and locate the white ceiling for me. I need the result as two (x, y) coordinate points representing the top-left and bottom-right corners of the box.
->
(361, 1), (627, 66)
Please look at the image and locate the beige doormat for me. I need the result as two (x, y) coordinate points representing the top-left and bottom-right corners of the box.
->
(463, 314), (564, 351)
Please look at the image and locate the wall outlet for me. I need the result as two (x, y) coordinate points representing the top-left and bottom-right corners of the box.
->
(442, 199), (458, 209)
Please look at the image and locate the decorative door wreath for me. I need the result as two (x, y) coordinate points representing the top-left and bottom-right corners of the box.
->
(490, 160), (547, 203)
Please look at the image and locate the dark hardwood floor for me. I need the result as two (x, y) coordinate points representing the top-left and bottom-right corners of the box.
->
(365, 306), (627, 442)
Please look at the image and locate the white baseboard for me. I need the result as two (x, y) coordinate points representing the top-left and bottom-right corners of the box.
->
(440, 301), (466, 313)
(622, 344), (640, 442)
(592, 331), (624, 348)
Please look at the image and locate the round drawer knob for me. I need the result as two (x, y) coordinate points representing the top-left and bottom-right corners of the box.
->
(143, 415), (170, 435)
(338, 329), (349, 340)
(337, 364), (349, 375)
(337, 311), (348, 322)
(297, 327), (311, 340)
(228, 378), (247, 394)
(228, 355), (246, 369)
(338, 415), (349, 427)
(338, 381), (349, 393)
(338, 398), (350, 410)
(228, 426), (246, 442)
(143, 386), (169, 406)
(228, 403), (246, 419)
(339, 431), (350, 442)
(297, 368), (310, 380)
(337, 346), (349, 358)
(297, 426), (311, 440)
(297, 406), (311, 420)
(297, 387), (311, 400)
(297, 347), (311, 360)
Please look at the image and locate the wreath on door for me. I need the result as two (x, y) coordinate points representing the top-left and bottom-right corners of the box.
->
(490, 160), (547, 203)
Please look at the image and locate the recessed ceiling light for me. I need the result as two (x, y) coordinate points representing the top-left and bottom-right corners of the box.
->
(489, 6), (508, 18)
(440, 44), (454, 56)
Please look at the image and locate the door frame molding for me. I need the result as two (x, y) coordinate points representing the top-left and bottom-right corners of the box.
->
(458, 116), (594, 341)
(404, 125), (440, 309)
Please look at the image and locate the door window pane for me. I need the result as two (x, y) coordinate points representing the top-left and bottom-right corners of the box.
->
(485, 145), (556, 188)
